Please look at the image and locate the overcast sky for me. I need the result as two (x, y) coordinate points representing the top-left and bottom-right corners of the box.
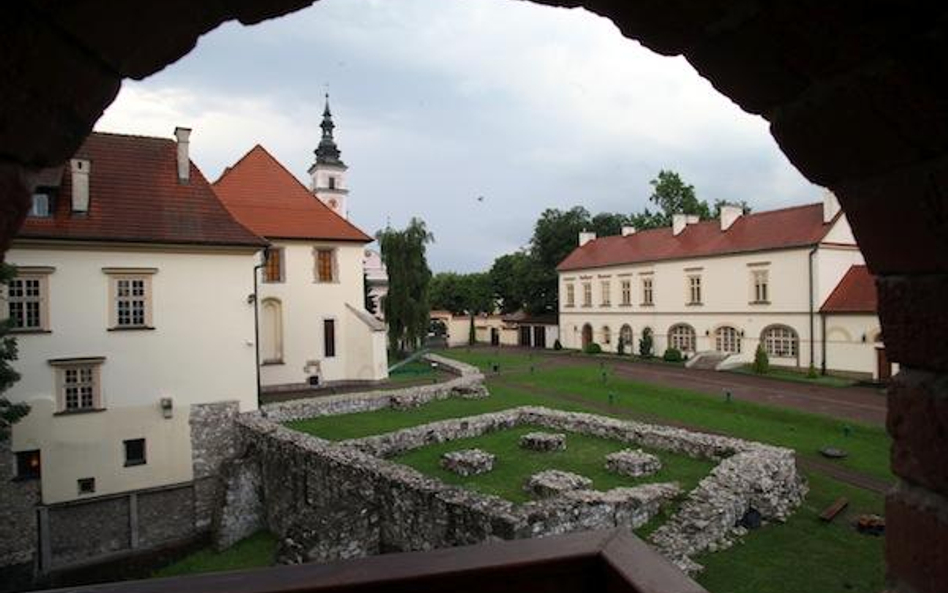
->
(96, 0), (818, 272)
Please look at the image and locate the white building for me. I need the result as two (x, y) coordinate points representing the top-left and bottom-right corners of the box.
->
(2, 129), (264, 573)
(213, 103), (388, 390)
(557, 194), (892, 380)
(362, 248), (388, 319)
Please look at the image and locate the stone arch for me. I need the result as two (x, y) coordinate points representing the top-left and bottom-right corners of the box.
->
(759, 324), (799, 360)
(826, 326), (853, 342)
(619, 324), (633, 347)
(667, 323), (696, 353)
(714, 325), (742, 354)
(581, 323), (593, 348)
(260, 297), (283, 364)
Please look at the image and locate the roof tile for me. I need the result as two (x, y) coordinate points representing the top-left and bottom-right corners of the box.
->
(821, 265), (877, 313)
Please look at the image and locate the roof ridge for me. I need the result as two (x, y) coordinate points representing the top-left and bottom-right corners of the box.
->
(89, 129), (175, 143)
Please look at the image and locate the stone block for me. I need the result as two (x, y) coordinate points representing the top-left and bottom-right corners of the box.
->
(886, 490), (948, 593)
(440, 449), (495, 477)
(519, 432), (566, 452)
(888, 370), (948, 494)
(525, 470), (592, 498)
(605, 449), (662, 477)
(876, 276), (948, 371)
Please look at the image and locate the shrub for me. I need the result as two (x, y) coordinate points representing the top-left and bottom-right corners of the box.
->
(583, 342), (602, 355)
(616, 337), (625, 355)
(663, 347), (683, 362)
(638, 328), (654, 358)
(553, 339), (562, 351)
(807, 363), (819, 379)
(753, 344), (770, 374)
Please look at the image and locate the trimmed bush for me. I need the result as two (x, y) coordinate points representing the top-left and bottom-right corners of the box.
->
(616, 337), (625, 355)
(663, 347), (683, 362)
(638, 328), (654, 358)
(807, 363), (819, 379)
(753, 344), (770, 374)
(583, 342), (602, 355)
(553, 339), (562, 351)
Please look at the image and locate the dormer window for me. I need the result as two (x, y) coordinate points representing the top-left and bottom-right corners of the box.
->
(30, 192), (51, 218)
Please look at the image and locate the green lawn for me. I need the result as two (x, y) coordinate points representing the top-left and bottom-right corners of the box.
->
(151, 532), (278, 578)
(391, 424), (713, 504)
(387, 360), (445, 384)
(730, 364), (859, 388)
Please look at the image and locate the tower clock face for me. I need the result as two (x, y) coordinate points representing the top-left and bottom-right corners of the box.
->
(329, 198), (338, 209)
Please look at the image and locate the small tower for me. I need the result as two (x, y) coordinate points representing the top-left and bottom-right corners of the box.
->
(309, 94), (349, 218)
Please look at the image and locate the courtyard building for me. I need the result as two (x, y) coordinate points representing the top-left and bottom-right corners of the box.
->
(3, 129), (265, 570)
(213, 99), (388, 390)
(557, 194), (891, 380)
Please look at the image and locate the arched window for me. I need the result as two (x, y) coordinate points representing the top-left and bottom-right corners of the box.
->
(620, 324), (633, 346)
(761, 325), (798, 358)
(602, 325), (611, 345)
(715, 326), (741, 354)
(581, 323), (593, 348)
(668, 323), (696, 352)
(260, 298), (283, 364)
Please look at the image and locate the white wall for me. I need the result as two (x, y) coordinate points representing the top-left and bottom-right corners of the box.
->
(258, 240), (387, 386)
(6, 245), (258, 504)
(823, 313), (894, 379)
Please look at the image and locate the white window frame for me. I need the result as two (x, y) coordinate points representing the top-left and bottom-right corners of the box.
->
(582, 283), (592, 307)
(50, 357), (105, 413)
(641, 277), (653, 306)
(688, 275), (702, 305)
(104, 268), (157, 330)
(620, 280), (632, 306)
(762, 325), (798, 358)
(715, 326), (741, 354)
(669, 324), (697, 352)
(5, 267), (54, 332)
(752, 269), (769, 303)
(602, 325), (611, 345)
(600, 281), (611, 306)
(565, 284), (575, 308)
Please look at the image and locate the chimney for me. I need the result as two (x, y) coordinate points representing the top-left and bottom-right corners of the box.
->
(672, 213), (687, 236)
(822, 190), (841, 223)
(174, 126), (192, 184)
(579, 230), (597, 246)
(719, 204), (743, 231)
(621, 226), (636, 237)
(70, 158), (90, 213)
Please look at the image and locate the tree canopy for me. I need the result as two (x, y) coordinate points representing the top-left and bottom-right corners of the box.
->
(378, 218), (433, 355)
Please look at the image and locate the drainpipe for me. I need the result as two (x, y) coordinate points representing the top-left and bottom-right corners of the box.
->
(252, 247), (271, 408)
(820, 312), (827, 375)
(808, 245), (818, 370)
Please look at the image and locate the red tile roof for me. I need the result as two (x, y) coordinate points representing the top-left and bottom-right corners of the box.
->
(212, 145), (372, 242)
(18, 132), (265, 248)
(557, 203), (837, 271)
(821, 265), (877, 313)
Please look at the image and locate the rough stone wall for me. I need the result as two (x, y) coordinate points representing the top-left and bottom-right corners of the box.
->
(48, 497), (130, 566)
(190, 401), (242, 530)
(0, 439), (40, 588)
(137, 486), (197, 550)
(214, 457), (264, 551)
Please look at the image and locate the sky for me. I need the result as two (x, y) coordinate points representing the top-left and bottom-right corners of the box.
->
(96, 0), (819, 272)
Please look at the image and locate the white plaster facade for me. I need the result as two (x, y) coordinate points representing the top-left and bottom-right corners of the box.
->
(558, 202), (890, 380)
(362, 248), (388, 319)
(5, 244), (259, 504)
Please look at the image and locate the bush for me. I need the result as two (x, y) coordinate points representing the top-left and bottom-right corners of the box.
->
(663, 347), (683, 362)
(807, 363), (819, 379)
(753, 344), (770, 374)
(638, 328), (653, 358)
(616, 337), (625, 355)
(583, 342), (602, 355)
(553, 339), (562, 351)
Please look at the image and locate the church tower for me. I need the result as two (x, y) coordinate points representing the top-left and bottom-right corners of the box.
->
(308, 94), (349, 218)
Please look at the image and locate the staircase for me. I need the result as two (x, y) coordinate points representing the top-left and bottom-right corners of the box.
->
(686, 351), (729, 370)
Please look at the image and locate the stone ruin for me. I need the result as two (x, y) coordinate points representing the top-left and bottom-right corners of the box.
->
(440, 449), (495, 477)
(215, 357), (807, 577)
(606, 449), (662, 478)
(525, 469), (592, 498)
(519, 431), (566, 452)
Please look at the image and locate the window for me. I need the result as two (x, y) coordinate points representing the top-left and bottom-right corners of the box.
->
(263, 248), (284, 283)
(762, 325), (798, 358)
(600, 281), (611, 306)
(642, 277), (653, 305)
(78, 477), (95, 495)
(688, 275), (702, 305)
(715, 326), (741, 354)
(565, 284), (575, 307)
(620, 280), (632, 306)
(323, 318), (336, 358)
(620, 324), (633, 346)
(602, 325), (611, 345)
(51, 358), (104, 412)
(582, 283), (592, 307)
(124, 439), (146, 466)
(7, 272), (50, 331)
(315, 249), (336, 282)
(29, 192), (51, 218)
(328, 176), (336, 190)
(15, 450), (41, 480)
(260, 299), (283, 364)
(752, 270), (769, 303)
(105, 269), (156, 329)
(668, 324), (697, 352)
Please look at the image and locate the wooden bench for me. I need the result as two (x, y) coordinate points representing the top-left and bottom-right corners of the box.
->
(819, 497), (849, 522)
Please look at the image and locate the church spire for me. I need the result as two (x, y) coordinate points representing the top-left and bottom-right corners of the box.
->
(314, 93), (344, 166)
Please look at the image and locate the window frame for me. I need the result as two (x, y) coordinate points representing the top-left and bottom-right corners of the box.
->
(668, 324), (697, 353)
(714, 326), (742, 354)
(600, 280), (611, 306)
(5, 267), (53, 332)
(752, 269), (770, 304)
(620, 280), (632, 306)
(323, 318), (337, 358)
(50, 357), (105, 414)
(123, 438), (147, 467)
(687, 275), (702, 305)
(103, 268), (157, 330)
(15, 450), (41, 480)
(761, 325), (798, 358)
(602, 325), (611, 345)
(582, 282), (592, 307)
(262, 248), (285, 283)
(260, 298), (284, 365)
(565, 283), (575, 308)
(77, 477), (96, 495)
(29, 191), (52, 218)
(314, 248), (338, 283)
(641, 277), (653, 306)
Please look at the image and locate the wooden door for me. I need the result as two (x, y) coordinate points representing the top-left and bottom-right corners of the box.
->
(877, 347), (892, 382)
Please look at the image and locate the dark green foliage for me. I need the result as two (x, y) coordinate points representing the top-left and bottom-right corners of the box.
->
(362, 271), (376, 315)
(583, 342), (602, 355)
(378, 219), (433, 355)
(617, 337), (625, 355)
(753, 344), (770, 374)
(553, 339), (562, 351)
(0, 264), (26, 441)
(663, 347), (683, 362)
(807, 364), (819, 379)
(638, 327), (654, 358)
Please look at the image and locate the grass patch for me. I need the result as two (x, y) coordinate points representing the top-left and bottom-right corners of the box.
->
(151, 532), (278, 578)
(388, 360), (443, 384)
(730, 364), (859, 388)
(391, 425), (713, 504)
(697, 472), (884, 593)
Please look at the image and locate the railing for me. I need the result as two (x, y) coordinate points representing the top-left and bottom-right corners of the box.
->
(44, 530), (708, 593)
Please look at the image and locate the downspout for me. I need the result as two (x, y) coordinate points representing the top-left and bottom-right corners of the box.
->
(808, 245), (818, 370)
(820, 312), (827, 375)
(252, 247), (271, 408)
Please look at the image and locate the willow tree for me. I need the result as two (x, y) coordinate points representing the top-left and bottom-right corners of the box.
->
(377, 218), (433, 356)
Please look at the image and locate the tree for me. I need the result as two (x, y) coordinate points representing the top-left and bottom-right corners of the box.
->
(638, 327), (654, 358)
(363, 271), (377, 315)
(430, 272), (494, 345)
(377, 218), (434, 355)
(525, 206), (593, 314)
(753, 343), (770, 374)
(430, 272), (468, 315)
(0, 263), (27, 441)
(489, 252), (531, 314)
(647, 169), (709, 225)
(712, 199), (752, 217)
